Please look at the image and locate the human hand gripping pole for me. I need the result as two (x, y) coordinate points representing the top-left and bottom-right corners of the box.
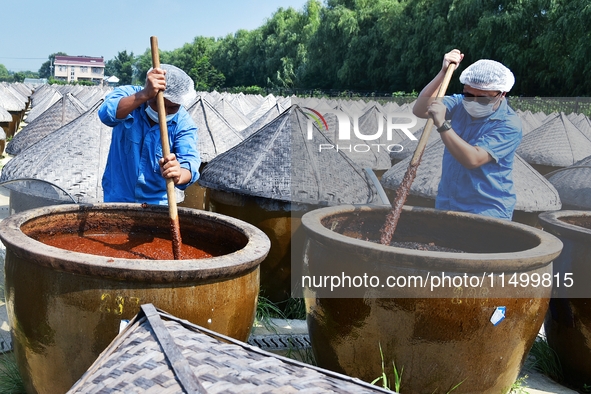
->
(379, 63), (456, 245)
(150, 36), (183, 260)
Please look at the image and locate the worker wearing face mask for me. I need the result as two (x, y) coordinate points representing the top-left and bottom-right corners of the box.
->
(98, 64), (201, 204)
(413, 49), (522, 219)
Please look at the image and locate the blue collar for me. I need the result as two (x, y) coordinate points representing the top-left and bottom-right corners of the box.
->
(489, 98), (509, 121)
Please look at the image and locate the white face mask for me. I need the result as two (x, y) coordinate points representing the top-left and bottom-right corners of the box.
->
(145, 105), (176, 123)
(462, 97), (501, 118)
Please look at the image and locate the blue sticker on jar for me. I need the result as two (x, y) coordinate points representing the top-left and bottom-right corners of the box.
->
(490, 306), (506, 326)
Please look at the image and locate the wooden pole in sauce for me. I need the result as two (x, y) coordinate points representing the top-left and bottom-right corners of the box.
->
(379, 64), (456, 245)
(150, 36), (183, 259)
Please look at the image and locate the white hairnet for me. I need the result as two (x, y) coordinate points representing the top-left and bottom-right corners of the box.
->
(459, 59), (515, 92)
(148, 64), (197, 107)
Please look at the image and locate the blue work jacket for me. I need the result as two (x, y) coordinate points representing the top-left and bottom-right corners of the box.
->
(98, 86), (200, 204)
(436, 94), (522, 219)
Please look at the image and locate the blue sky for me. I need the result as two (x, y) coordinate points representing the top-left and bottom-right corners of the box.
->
(0, 0), (311, 72)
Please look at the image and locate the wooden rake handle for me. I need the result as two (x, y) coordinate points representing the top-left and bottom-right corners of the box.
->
(150, 36), (183, 260)
(379, 63), (456, 245)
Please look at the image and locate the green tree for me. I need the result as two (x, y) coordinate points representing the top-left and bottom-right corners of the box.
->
(294, 0), (402, 90)
(38, 52), (67, 78)
(105, 0), (591, 96)
(105, 50), (135, 85)
(211, 0), (321, 89)
(167, 37), (225, 91)
(0, 64), (9, 81)
(211, 29), (262, 87)
(134, 49), (154, 84)
(535, 0), (591, 96)
(12, 72), (25, 82)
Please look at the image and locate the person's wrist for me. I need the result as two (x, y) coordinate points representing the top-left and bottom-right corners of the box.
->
(136, 90), (151, 103)
(437, 120), (452, 133)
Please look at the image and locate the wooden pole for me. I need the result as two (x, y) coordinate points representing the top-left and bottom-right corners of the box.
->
(150, 36), (183, 260)
(379, 64), (456, 245)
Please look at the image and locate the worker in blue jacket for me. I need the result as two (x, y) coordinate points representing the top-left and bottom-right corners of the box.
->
(413, 49), (522, 219)
(99, 64), (200, 204)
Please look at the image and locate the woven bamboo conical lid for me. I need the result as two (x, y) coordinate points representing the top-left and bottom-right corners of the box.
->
(0, 85), (26, 112)
(246, 94), (277, 121)
(517, 112), (591, 168)
(7, 93), (87, 156)
(240, 102), (286, 139)
(381, 139), (561, 212)
(67, 305), (390, 394)
(0, 107), (11, 123)
(213, 97), (252, 131)
(0, 100), (111, 203)
(568, 113), (591, 140)
(186, 96), (244, 163)
(25, 89), (63, 123)
(199, 104), (378, 205)
(517, 110), (544, 135)
(547, 155), (591, 209)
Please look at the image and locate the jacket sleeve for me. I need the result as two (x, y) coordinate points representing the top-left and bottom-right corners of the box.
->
(98, 86), (142, 128)
(172, 110), (201, 189)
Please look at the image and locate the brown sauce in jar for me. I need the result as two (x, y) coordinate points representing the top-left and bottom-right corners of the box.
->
(36, 232), (218, 260)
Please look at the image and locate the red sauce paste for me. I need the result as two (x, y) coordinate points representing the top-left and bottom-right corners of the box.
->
(36, 232), (217, 260)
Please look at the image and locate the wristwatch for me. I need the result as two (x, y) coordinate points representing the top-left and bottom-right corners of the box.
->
(437, 121), (452, 133)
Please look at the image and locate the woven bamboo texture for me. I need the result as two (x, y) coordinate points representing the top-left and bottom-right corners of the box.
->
(68, 305), (391, 394)
(517, 112), (591, 167)
(240, 103), (287, 139)
(547, 155), (591, 209)
(246, 94), (277, 121)
(56, 84), (85, 97)
(517, 110), (544, 136)
(213, 97), (252, 131)
(0, 85), (26, 111)
(318, 106), (392, 171)
(381, 139), (561, 212)
(0, 100), (111, 203)
(361, 100), (384, 114)
(199, 105), (378, 205)
(7, 93), (87, 155)
(6, 82), (33, 100)
(228, 93), (256, 117)
(29, 84), (56, 108)
(569, 113), (591, 140)
(0, 107), (11, 123)
(75, 87), (111, 108)
(2, 84), (28, 108)
(186, 97), (244, 163)
(25, 90), (63, 123)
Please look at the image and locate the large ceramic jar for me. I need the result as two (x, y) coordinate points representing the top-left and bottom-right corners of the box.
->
(538, 210), (591, 389)
(0, 203), (270, 394)
(301, 205), (563, 393)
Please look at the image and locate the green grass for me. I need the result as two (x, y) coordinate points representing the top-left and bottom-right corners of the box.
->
(525, 336), (563, 383)
(254, 294), (315, 366)
(255, 294), (286, 333)
(510, 375), (529, 394)
(283, 336), (316, 366)
(0, 351), (25, 394)
(371, 343), (403, 392)
(255, 293), (306, 324)
(275, 297), (306, 320)
(371, 342), (468, 393)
